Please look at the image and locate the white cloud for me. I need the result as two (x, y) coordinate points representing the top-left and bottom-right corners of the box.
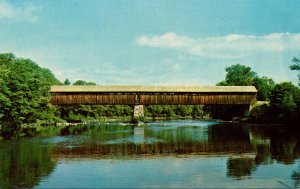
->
(0, 0), (39, 23)
(136, 32), (300, 85)
(137, 32), (300, 60)
(137, 33), (194, 49)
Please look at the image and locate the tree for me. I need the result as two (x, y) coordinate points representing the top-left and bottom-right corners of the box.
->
(192, 105), (208, 118)
(147, 105), (163, 118)
(63, 78), (71, 85)
(269, 82), (300, 123)
(217, 64), (276, 101)
(73, 80), (96, 85)
(175, 105), (193, 117)
(289, 56), (300, 86)
(217, 64), (257, 86)
(253, 77), (275, 101)
(0, 53), (60, 139)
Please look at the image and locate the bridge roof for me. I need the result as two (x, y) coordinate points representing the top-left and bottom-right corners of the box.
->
(51, 85), (257, 93)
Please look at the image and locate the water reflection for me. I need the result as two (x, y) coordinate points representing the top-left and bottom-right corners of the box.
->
(250, 125), (300, 165)
(51, 121), (300, 181)
(227, 157), (256, 179)
(53, 122), (256, 157)
(0, 120), (300, 188)
(292, 167), (300, 188)
(0, 139), (56, 189)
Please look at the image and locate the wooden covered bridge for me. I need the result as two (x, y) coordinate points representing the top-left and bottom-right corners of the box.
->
(50, 85), (257, 117)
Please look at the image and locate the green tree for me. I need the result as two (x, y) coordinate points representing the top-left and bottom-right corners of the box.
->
(290, 56), (300, 86)
(73, 80), (96, 85)
(217, 64), (276, 101)
(0, 53), (60, 139)
(217, 64), (257, 86)
(253, 77), (275, 101)
(192, 105), (208, 118)
(269, 82), (300, 123)
(63, 78), (71, 85)
(175, 105), (193, 117)
(162, 105), (175, 117)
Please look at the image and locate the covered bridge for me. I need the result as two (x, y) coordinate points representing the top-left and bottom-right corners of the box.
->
(50, 85), (257, 105)
(50, 85), (257, 117)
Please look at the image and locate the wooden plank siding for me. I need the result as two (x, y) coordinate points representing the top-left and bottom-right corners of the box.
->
(51, 92), (256, 105)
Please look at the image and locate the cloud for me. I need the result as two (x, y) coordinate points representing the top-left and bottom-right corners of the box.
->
(0, 0), (39, 23)
(136, 32), (300, 85)
(137, 32), (300, 60)
(137, 33), (194, 49)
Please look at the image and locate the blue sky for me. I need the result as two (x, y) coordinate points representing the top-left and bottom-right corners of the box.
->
(1, 0), (300, 85)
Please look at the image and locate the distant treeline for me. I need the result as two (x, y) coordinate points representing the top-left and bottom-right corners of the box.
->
(59, 105), (210, 122)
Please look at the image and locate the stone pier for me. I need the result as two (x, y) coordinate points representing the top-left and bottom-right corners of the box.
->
(133, 105), (144, 117)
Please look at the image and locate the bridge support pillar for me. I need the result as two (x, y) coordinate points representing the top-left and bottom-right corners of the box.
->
(133, 105), (144, 117)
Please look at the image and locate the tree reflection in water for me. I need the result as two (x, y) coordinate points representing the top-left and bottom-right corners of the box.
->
(1, 121), (300, 187)
(292, 169), (300, 188)
(227, 158), (256, 179)
(0, 140), (56, 189)
(227, 124), (300, 180)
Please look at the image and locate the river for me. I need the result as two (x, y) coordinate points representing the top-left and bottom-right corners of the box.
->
(0, 120), (299, 188)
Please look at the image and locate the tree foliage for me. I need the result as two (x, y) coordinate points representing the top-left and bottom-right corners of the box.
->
(73, 80), (96, 85)
(63, 78), (71, 85)
(253, 77), (275, 101)
(248, 82), (300, 123)
(144, 105), (208, 119)
(217, 64), (257, 86)
(289, 56), (300, 86)
(0, 53), (60, 139)
(58, 104), (209, 122)
(268, 82), (300, 123)
(217, 64), (275, 101)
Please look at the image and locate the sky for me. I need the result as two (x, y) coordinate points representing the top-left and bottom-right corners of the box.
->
(0, 0), (300, 86)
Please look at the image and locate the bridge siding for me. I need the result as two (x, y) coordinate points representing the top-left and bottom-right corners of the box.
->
(51, 92), (256, 105)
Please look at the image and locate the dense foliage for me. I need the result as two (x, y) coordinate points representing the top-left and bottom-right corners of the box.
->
(58, 104), (209, 122)
(248, 82), (300, 123)
(253, 77), (275, 101)
(0, 53), (60, 139)
(268, 82), (300, 123)
(217, 63), (300, 123)
(145, 105), (209, 119)
(217, 64), (257, 86)
(59, 105), (133, 122)
(217, 64), (275, 101)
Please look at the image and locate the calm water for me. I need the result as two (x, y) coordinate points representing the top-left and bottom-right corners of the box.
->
(0, 120), (300, 188)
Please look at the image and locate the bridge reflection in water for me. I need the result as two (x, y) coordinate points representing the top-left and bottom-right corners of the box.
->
(50, 121), (300, 182)
(1, 121), (300, 188)
(52, 122), (300, 165)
